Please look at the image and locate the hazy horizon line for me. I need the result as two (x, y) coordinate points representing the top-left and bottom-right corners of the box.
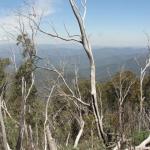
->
(0, 42), (147, 49)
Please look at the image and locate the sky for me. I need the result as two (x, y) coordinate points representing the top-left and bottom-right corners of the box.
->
(0, 0), (150, 47)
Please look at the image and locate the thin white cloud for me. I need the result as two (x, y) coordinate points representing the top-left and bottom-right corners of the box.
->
(0, 0), (57, 43)
(0, 36), (8, 41)
(29, 0), (55, 16)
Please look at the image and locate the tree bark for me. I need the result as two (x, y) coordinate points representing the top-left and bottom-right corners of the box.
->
(46, 125), (57, 150)
(119, 103), (124, 140)
(29, 125), (35, 150)
(16, 75), (34, 150)
(69, 0), (108, 146)
(0, 96), (10, 150)
(73, 119), (85, 149)
(135, 135), (150, 150)
(16, 97), (26, 150)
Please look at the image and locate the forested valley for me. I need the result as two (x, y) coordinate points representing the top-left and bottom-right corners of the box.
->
(0, 0), (150, 150)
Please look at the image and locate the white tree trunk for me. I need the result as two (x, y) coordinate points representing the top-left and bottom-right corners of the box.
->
(73, 120), (85, 149)
(135, 135), (150, 150)
(113, 135), (150, 150)
(46, 125), (57, 150)
(0, 96), (11, 150)
(69, 0), (108, 145)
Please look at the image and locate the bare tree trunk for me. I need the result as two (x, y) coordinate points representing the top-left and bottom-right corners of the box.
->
(16, 95), (26, 150)
(69, 0), (108, 145)
(119, 103), (123, 140)
(16, 78), (26, 150)
(44, 82), (58, 150)
(139, 52), (150, 131)
(139, 71), (145, 132)
(65, 132), (70, 147)
(46, 125), (57, 150)
(16, 75), (35, 150)
(135, 135), (150, 150)
(113, 135), (150, 150)
(35, 123), (39, 150)
(24, 123), (29, 148)
(73, 119), (85, 149)
(0, 95), (10, 150)
(29, 0), (108, 146)
(29, 125), (35, 150)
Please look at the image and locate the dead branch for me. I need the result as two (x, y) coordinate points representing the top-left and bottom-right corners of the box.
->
(16, 73), (35, 150)
(0, 86), (11, 150)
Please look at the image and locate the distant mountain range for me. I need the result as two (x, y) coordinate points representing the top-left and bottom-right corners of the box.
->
(0, 44), (148, 81)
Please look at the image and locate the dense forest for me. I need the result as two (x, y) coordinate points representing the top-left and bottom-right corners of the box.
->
(1, 52), (150, 150)
(0, 0), (150, 150)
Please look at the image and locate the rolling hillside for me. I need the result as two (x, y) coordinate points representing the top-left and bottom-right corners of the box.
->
(0, 44), (148, 80)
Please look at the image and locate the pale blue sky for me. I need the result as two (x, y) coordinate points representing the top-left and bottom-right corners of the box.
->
(0, 0), (150, 47)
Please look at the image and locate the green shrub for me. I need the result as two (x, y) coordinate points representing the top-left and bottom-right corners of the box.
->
(132, 131), (150, 145)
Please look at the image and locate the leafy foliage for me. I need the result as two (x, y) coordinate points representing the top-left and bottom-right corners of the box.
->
(1, 56), (150, 149)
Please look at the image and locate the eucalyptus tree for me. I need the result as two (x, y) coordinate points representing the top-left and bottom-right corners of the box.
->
(26, 0), (108, 147)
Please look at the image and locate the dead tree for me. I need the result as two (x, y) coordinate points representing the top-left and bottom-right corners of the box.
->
(138, 33), (150, 131)
(139, 55), (150, 131)
(110, 70), (134, 141)
(15, 14), (39, 150)
(39, 64), (87, 148)
(73, 110), (85, 149)
(0, 84), (11, 150)
(44, 79), (58, 150)
(26, 0), (108, 146)
(16, 73), (35, 150)
(73, 68), (85, 149)
(113, 135), (150, 150)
